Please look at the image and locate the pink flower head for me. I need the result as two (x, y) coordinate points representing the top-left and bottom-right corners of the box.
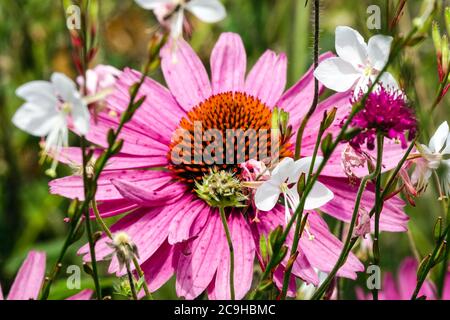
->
(0, 251), (92, 300)
(347, 87), (416, 150)
(50, 32), (410, 299)
(357, 257), (450, 300)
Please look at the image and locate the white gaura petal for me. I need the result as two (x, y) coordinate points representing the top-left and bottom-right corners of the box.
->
(378, 72), (399, 91)
(290, 156), (324, 183)
(186, 0), (226, 23)
(51, 73), (78, 103)
(314, 57), (360, 92)
(335, 26), (368, 67)
(12, 103), (59, 137)
(16, 81), (57, 108)
(353, 75), (371, 96)
(304, 181), (334, 210)
(442, 135), (450, 155)
(255, 181), (281, 211)
(429, 121), (449, 153)
(169, 9), (185, 39)
(367, 35), (393, 70)
(71, 97), (90, 135)
(134, 0), (173, 10)
(272, 157), (295, 183)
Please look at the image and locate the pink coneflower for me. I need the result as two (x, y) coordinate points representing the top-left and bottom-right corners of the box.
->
(0, 251), (92, 300)
(357, 257), (450, 300)
(50, 33), (410, 299)
(346, 87), (416, 151)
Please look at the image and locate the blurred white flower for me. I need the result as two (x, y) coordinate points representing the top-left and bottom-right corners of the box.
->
(13, 73), (90, 175)
(413, 121), (450, 198)
(135, 0), (226, 39)
(255, 157), (334, 223)
(77, 64), (121, 97)
(314, 26), (398, 95)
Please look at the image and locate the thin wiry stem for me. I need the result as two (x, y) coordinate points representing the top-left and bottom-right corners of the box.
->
(219, 206), (235, 300)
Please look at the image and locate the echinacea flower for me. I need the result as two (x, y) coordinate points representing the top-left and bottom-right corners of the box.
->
(412, 121), (450, 198)
(314, 26), (398, 95)
(13, 73), (90, 175)
(356, 257), (450, 300)
(0, 251), (92, 300)
(135, 0), (226, 39)
(50, 32), (409, 299)
(346, 86), (416, 151)
(255, 157), (334, 223)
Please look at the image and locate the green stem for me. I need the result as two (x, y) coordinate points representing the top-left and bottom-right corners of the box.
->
(126, 263), (138, 300)
(219, 206), (235, 300)
(312, 134), (384, 300)
(294, 0), (320, 160)
(81, 138), (102, 299)
(371, 135), (384, 300)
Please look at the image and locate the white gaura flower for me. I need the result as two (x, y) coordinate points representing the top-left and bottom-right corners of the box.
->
(255, 157), (334, 223)
(412, 121), (450, 198)
(314, 26), (398, 95)
(12, 73), (90, 175)
(135, 0), (226, 39)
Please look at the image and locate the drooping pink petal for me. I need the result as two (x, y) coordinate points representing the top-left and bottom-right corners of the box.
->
(7, 251), (46, 300)
(168, 200), (211, 244)
(398, 258), (436, 300)
(111, 178), (186, 207)
(161, 39), (212, 110)
(65, 289), (93, 300)
(320, 176), (409, 232)
(273, 267), (297, 298)
(140, 241), (181, 292)
(210, 32), (246, 94)
(90, 199), (138, 219)
(253, 208), (319, 286)
(277, 52), (334, 118)
(244, 50), (287, 107)
(50, 170), (175, 201)
(212, 212), (255, 300)
(380, 272), (401, 300)
(176, 212), (224, 299)
(442, 273), (450, 300)
(299, 213), (364, 279)
(79, 195), (196, 274)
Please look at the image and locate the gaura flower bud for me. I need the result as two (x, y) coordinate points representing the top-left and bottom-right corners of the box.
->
(107, 232), (140, 271)
(442, 35), (449, 76)
(432, 22), (442, 56)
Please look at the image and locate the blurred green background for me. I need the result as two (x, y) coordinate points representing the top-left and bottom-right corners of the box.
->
(0, 0), (448, 299)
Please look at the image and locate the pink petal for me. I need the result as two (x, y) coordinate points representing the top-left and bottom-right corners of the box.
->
(55, 147), (168, 170)
(210, 33), (246, 94)
(65, 289), (93, 300)
(320, 177), (409, 232)
(212, 212), (255, 300)
(398, 258), (436, 300)
(168, 201), (211, 244)
(299, 213), (364, 279)
(161, 39), (212, 110)
(140, 241), (181, 292)
(89, 199), (139, 219)
(273, 267), (297, 298)
(111, 178), (186, 207)
(86, 113), (169, 156)
(442, 273), (450, 300)
(245, 50), (287, 107)
(50, 170), (175, 201)
(79, 196), (195, 273)
(176, 212), (224, 299)
(109, 68), (185, 135)
(277, 52), (334, 117)
(7, 251), (46, 300)
(380, 272), (400, 300)
(0, 284), (4, 300)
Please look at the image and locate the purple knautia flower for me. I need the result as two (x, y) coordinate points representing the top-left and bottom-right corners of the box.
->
(346, 87), (416, 151)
